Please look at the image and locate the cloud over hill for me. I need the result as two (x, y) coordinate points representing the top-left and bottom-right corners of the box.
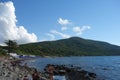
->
(0, 1), (38, 45)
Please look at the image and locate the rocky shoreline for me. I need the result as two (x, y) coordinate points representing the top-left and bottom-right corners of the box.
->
(0, 57), (48, 80)
(44, 64), (97, 80)
(0, 57), (97, 80)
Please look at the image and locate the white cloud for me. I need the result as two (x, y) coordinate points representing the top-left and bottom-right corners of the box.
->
(46, 33), (55, 40)
(73, 26), (91, 35)
(73, 27), (82, 35)
(58, 18), (71, 25)
(50, 30), (71, 38)
(58, 18), (71, 31)
(81, 26), (91, 31)
(0, 1), (38, 45)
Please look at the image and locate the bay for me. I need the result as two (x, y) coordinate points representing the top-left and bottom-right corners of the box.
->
(24, 56), (120, 80)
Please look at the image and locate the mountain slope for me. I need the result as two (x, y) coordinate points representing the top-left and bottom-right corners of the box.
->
(17, 37), (120, 56)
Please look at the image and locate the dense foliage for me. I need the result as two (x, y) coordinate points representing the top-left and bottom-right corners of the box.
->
(4, 40), (18, 53)
(0, 46), (7, 56)
(16, 37), (120, 56)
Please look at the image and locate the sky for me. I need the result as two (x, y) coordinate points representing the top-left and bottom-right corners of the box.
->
(0, 0), (120, 46)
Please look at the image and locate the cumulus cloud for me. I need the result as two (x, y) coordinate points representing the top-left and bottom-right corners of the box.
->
(73, 26), (91, 35)
(73, 27), (82, 35)
(58, 18), (71, 31)
(50, 30), (71, 38)
(0, 1), (38, 45)
(58, 18), (71, 25)
(51, 18), (91, 39)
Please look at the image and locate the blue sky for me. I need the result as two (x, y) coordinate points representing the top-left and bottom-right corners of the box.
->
(0, 0), (120, 45)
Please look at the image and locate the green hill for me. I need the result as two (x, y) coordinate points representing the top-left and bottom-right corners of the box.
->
(16, 37), (120, 56)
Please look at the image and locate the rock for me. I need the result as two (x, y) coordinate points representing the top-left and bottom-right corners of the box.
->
(0, 58), (48, 80)
(44, 64), (97, 80)
(88, 72), (96, 78)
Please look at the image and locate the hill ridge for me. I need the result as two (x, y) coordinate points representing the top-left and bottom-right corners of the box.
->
(15, 37), (120, 56)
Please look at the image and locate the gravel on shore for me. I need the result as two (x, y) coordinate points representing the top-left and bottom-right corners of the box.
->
(0, 56), (98, 80)
(0, 57), (48, 80)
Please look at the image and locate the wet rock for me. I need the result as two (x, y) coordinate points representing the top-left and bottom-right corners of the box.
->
(88, 72), (96, 78)
(44, 64), (97, 80)
(0, 58), (48, 80)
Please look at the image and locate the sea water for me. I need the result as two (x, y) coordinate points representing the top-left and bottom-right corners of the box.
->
(25, 56), (120, 80)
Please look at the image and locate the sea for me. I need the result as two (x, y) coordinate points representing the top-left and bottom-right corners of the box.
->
(24, 56), (120, 80)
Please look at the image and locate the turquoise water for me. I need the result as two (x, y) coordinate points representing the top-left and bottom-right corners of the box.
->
(25, 56), (120, 80)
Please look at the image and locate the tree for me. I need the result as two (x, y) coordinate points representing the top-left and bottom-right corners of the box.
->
(0, 48), (7, 56)
(5, 40), (18, 53)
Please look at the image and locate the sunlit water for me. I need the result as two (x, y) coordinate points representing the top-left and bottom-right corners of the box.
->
(24, 56), (120, 80)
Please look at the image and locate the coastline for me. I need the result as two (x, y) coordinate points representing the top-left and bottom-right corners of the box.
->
(0, 56), (98, 80)
(0, 56), (48, 80)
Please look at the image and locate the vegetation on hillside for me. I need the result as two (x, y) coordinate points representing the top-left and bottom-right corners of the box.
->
(0, 46), (7, 56)
(0, 40), (18, 56)
(16, 37), (120, 56)
(4, 40), (18, 53)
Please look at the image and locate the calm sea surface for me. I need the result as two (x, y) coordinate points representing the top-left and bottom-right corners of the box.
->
(25, 56), (120, 80)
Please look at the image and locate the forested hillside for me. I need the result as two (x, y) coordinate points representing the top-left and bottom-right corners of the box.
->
(15, 37), (120, 56)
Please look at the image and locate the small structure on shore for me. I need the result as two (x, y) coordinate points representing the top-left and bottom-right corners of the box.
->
(9, 53), (36, 59)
